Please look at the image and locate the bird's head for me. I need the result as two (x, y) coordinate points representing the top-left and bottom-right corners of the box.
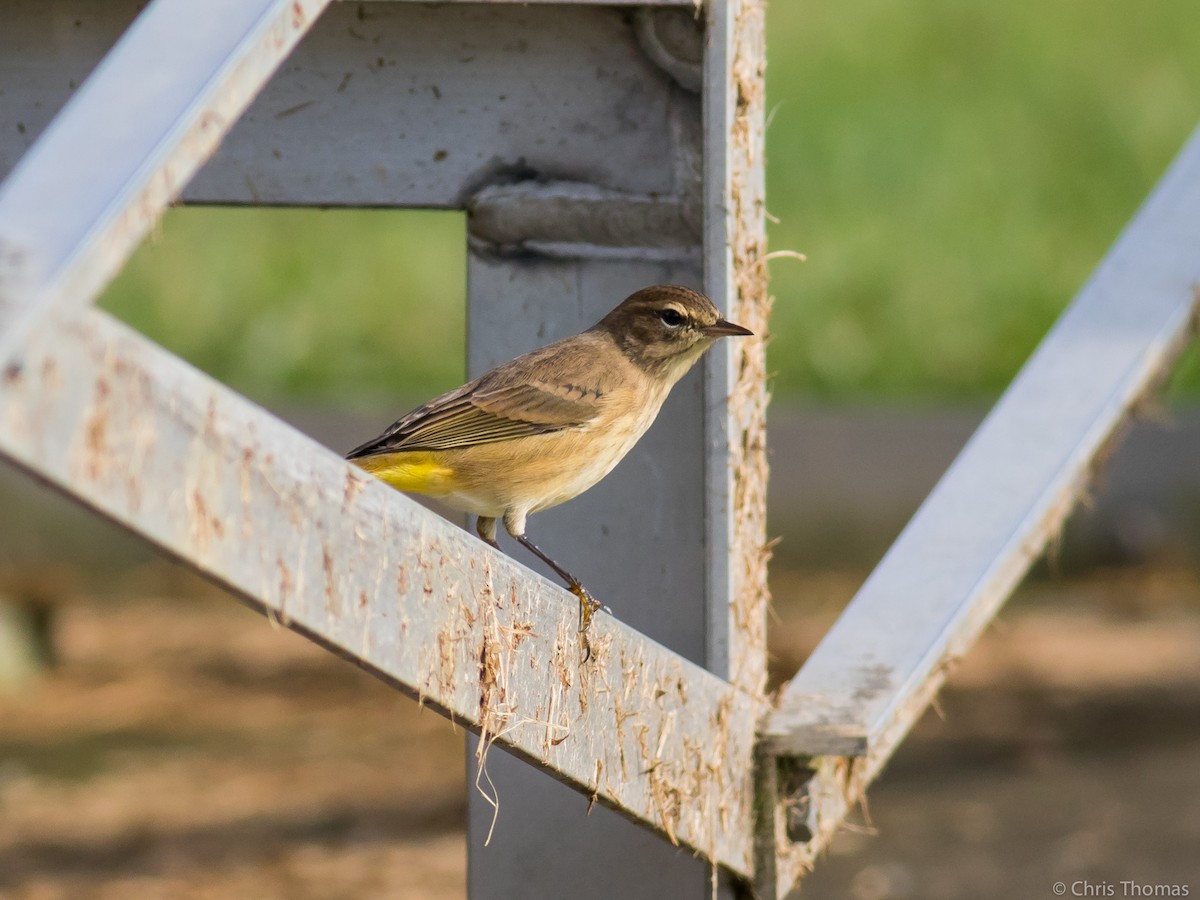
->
(596, 285), (753, 381)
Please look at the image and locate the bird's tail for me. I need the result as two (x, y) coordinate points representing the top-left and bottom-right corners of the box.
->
(350, 452), (456, 497)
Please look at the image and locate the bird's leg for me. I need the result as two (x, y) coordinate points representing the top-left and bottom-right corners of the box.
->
(476, 516), (502, 550)
(514, 533), (603, 661)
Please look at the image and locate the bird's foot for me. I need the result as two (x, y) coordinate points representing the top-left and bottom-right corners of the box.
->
(569, 583), (603, 662)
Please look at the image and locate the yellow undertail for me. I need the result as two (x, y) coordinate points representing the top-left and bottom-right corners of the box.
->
(353, 452), (456, 496)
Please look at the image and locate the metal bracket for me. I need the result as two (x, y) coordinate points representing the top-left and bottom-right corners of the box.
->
(467, 179), (700, 260)
(634, 7), (704, 93)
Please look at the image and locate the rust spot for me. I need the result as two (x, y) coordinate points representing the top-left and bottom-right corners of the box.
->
(3, 362), (22, 383)
(277, 557), (293, 601)
(291, 1), (306, 29)
(190, 490), (226, 547)
(343, 470), (365, 509)
(433, 149), (448, 161)
(322, 545), (338, 615)
(84, 409), (108, 480)
(204, 395), (217, 437)
(358, 590), (369, 609)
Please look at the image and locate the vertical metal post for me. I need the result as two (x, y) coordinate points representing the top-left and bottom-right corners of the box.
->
(464, 2), (768, 897)
(703, 0), (770, 700)
(465, 258), (716, 897)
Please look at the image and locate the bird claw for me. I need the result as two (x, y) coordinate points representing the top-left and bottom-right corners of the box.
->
(569, 583), (603, 662)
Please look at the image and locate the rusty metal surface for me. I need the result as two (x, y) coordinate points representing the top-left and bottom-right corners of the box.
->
(0, 305), (764, 877)
(757, 125), (1200, 897)
(0, 0), (332, 359)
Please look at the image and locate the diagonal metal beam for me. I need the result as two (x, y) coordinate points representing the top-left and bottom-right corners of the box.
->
(756, 124), (1200, 897)
(0, 0), (765, 878)
(0, 304), (764, 877)
(0, 0), (332, 358)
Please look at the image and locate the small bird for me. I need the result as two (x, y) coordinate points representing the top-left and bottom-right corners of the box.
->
(347, 284), (752, 656)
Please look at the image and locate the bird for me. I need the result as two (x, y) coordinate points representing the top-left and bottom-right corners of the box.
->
(346, 284), (752, 658)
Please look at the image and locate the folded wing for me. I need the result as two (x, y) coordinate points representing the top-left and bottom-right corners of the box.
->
(347, 377), (605, 458)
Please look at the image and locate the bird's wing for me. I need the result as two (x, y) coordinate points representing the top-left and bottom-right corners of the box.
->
(346, 373), (607, 457)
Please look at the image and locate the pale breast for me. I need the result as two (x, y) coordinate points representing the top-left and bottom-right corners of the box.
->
(527, 380), (668, 514)
(434, 352), (672, 519)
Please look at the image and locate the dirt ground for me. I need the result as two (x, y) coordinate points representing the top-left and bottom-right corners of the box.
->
(1, 563), (1199, 899)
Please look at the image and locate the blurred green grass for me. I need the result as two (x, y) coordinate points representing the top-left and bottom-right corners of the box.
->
(99, 0), (1200, 405)
(103, 208), (467, 410)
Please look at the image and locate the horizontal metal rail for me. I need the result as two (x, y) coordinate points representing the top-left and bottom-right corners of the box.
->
(0, 303), (763, 875)
(756, 124), (1200, 897)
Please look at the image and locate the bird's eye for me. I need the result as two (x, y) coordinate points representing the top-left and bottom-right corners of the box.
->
(658, 308), (684, 328)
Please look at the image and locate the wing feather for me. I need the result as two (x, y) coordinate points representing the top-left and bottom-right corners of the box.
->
(347, 375), (606, 458)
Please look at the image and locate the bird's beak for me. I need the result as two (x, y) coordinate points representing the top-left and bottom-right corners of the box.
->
(703, 319), (754, 337)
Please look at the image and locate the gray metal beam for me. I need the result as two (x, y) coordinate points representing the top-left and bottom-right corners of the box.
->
(1, 2), (689, 209)
(188, 3), (689, 206)
(0, 0), (333, 352)
(756, 123), (1200, 897)
(701, 0), (770, 703)
(464, 3), (769, 897)
(0, 302), (762, 877)
(464, 256), (720, 899)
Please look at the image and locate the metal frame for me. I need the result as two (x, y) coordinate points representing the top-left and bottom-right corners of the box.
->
(1, 0), (770, 895)
(1, 1), (1195, 898)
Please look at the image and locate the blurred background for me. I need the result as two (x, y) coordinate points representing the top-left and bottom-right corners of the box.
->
(3, 1), (1200, 898)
